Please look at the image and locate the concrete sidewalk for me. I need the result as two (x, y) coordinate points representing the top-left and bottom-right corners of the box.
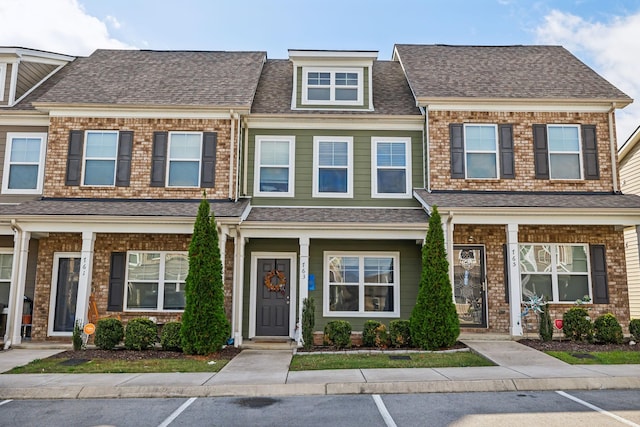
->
(0, 340), (639, 399)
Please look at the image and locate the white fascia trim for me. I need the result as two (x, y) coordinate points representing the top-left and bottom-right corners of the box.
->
(0, 63), (6, 102)
(246, 115), (423, 131)
(0, 114), (49, 126)
(35, 105), (247, 119)
(421, 100), (624, 113)
(618, 125), (640, 162)
(0, 47), (75, 63)
(240, 226), (426, 240)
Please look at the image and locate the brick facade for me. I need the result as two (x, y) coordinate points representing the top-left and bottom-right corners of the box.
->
(43, 117), (235, 199)
(429, 111), (617, 192)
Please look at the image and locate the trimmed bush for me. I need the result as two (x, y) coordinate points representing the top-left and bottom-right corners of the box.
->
(160, 322), (182, 351)
(94, 318), (124, 350)
(125, 318), (158, 350)
(563, 307), (593, 342)
(593, 313), (623, 344)
(389, 319), (411, 348)
(630, 319), (640, 341)
(323, 320), (352, 349)
(72, 320), (83, 351)
(301, 297), (315, 350)
(363, 320), (383, 347)
(538, 304), (553, 342)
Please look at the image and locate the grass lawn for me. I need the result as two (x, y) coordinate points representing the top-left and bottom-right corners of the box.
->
(545, 350), (640, 365)
(290, 350), (494, 371)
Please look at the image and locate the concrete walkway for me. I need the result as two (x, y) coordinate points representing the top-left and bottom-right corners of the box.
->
(0, 340), (639, 399)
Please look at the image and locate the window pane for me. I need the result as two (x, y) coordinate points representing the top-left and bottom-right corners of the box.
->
(0, 254), (13, 280)
(260, 167), (289, 192)
(168, 161), (199, 186)
(328, 284), (359, 312)
(521, 274), (552, 300)
(10, 138), (41, 162)
(377, 143), (406, 167)
(558, 275), (589, 302)
(465, 126), (497, 151)
(556, 245), (588, 273)
(550, 154), (580, 179)
(127, 282), (158, 309)
(164, 254), (189, 281)
(365, 286), (394, 312)
(328, 256), (359, 283)
(519, 245), (552, 273)
(8, 165), (38, 189)
(319, 169), (347, 193)
(548, 126), (580, 151)
(163, 283), (185, 310)
(336, 72), (358, 85)
(319, 141), (348, 166)
(308, 72), (330, 85)
(335, 88), (358, 101)
(84, 160), (115, 185)
(128, 253), (161, 280)
(364, 257), (394, 283)
(377, 169), (406, 193)
(260, 141), (289, 166)
(466, 153), (497, 178)
(308, 87), (330, 100)
(86, 132), (117, 157)
(170, 134), (201, 159)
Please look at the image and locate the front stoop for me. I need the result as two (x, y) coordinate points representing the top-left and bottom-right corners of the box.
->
(241, 337), (299, 351)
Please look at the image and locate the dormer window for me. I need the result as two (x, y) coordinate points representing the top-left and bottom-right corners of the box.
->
(302, 68), (363, 106)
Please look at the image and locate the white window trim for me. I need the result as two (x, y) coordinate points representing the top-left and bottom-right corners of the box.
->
(166, 131), (203, 188)
(302, 67), (363, 106)
(312, 136), (353, 198)
(48, 252), (81, 337)
(371, 137), (412, 199)
(0, 250), (13, 308)
(254, 135), (296, 198)
(123, 251), (188, 312)
(1, 132), (47, 194)
(464, 123), (499, 179)
(519, 243), (592, 303)
(547, 124), (583, 180)
(81, 130), (119, 187)
(0, 63), (6, 102)
(323, 251), (400, 318)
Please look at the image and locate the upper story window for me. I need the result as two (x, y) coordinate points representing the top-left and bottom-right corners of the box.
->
(547, 125), (582, 179)
(372, 137), (412, 198)
(313, 136), (353, 198)
(168, 132), (202, 187)
(302, 68), (363, 106)
(450, 123), (515, 180)
(83, 131), (119, 186)
(533, 124), (598, 181)
(2, 132), (47, 194)
(464, 124), (498, 179)
(254, 136), (295, 197)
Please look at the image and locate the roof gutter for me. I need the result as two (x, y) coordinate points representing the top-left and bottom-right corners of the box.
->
(609, 104), (620, 193)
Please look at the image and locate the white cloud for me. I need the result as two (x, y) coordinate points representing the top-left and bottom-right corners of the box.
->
(106, 15), (122, 30)
(536, 10), (640, 144)
(0, 0), (134, 56)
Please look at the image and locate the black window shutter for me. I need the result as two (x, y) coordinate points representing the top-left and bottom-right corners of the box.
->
(107, 252), (126, 312)
(532, 124), (549, 179)
(65, 130), (84, 186)
(115, 131), (133, 187)
(503, 244), (510, 303)
(450, 124), (465, 179)
(201, 132), (217, 188)
(582, 125), (599, 180)
(590, 244), (609, 304)
(499, 124), (515, 179)
(150, 132), (168, 187)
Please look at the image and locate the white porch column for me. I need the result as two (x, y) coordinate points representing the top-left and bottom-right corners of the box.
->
(219, 226), (227, 280)
(297, 237), (310, 345)
(233, 232), (246, 347)
(506, 223), (523, 336)
(7, 229), (30, 347)
(74, 231), (95, 327)
(441, 213), (455, 298)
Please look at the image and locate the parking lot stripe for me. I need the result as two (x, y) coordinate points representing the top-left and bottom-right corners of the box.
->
(0, 400), (11, 407)
(556, 391), (640, 427)
(372, 394), (397, 427)
(157, 397), (197, 427)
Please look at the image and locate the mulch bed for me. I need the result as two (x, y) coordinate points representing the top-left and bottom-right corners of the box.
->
(296, 341), (467, 353)
(48, 345), (242, 361)
(518, 338), (639, 353)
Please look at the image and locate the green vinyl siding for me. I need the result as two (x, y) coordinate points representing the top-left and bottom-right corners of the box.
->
(295, 66), (370, 110)
(247, 128), (423, 207)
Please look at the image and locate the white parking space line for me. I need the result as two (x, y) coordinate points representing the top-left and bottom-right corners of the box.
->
(556, 391), (640, 427)
(372, 394), (398, 427)
(157, 397), (197, 427)
(0, 400), (11, 407)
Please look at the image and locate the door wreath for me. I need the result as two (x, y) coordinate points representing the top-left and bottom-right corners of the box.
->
(264, 269), (287, 295)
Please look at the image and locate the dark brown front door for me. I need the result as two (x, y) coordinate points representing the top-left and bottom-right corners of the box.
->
(256, 258), (290, 336)
(453, 246), (487, 327)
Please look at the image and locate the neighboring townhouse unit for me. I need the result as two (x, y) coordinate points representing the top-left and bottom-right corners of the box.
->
(619, 125), (640, 320)
(2, 49), (266, 345)
(394, 44), (640, 335)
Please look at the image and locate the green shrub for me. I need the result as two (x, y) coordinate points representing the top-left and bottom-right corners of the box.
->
(160, 322), (182, 351)
(301, 297), (315, 350)
(363, 320), (383, 347)
(562, 307), (593, 342)
(94, 318), (124, 350)
(323, 320), (352, 349)
(538, 304), (553, 342)
(124, 318), (158, 350)
(593, 313), (623, 344)
(389, 319), (411, 348)
(72, 320), (83, 351)
(630, 319), (640, 341)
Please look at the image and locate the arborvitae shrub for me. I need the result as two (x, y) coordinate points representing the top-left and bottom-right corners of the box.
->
(72, 320), (83, 351)
(125, 318), (158, 350)
(389, 319), (411, 348)
(539, 304), (553, 342)
(593, 313), (623, 344)
(563, 307), (593, 342)
(363, 320), (383, 347)
(160, 322), (182, 351)
(301, 297), (315, 350)
(630, 319), (640, 341)
(94, 318), (124, 350)
(323, 320), (351, 349)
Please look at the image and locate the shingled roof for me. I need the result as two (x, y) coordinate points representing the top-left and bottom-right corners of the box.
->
(251, 59), (421, 115)
(35, 50), (266, 108)
(394, 44), (631, 102)
(245, 207), (428, 224)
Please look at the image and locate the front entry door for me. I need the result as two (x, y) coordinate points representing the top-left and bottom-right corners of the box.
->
(256, 258), (290, 336)
(453, 246), (487, 327)
(51, 256), (81, 333)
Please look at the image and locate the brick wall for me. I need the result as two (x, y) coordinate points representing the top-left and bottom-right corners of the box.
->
(43, 117), (234, 199)
(429, 111), (616, 192)
(32, 232), (235, 341)
(453, 224), (629, 334)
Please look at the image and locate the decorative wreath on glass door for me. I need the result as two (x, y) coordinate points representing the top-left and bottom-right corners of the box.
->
(264, 269), (287, 295)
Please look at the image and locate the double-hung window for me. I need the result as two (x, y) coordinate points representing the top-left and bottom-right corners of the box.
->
(2, 132), (47, 194)
(83, 131), (118, 186)
(372, 137), (411, 198)
(303, 68), (363, 105)
(254, 136), (295, 197)
(125, 251), (188, 311)
(324, 252), (399, 317)
(168, 132), (202, 187)
(547, 125), (582, 179)
(464, 124), (498, 179)
(313, 136), (353, 197)
(519, 243), (590, 303)
(0, 252), (13, 311)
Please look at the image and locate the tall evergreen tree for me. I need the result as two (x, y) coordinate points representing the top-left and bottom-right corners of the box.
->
(410, 205), (460, 350)
(181, 197), (230, 355)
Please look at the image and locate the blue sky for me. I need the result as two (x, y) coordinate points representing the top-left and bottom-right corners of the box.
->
(1, 0), (640, 141)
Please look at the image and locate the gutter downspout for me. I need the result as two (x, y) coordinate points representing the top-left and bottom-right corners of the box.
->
(242, 117), (249, 197)
(5, 220), (22, 349)
(229, 110), (236, 199)
(424, 106), (430, 192)
(609, 104), (620, 193)
(235, 114), (242, 202)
